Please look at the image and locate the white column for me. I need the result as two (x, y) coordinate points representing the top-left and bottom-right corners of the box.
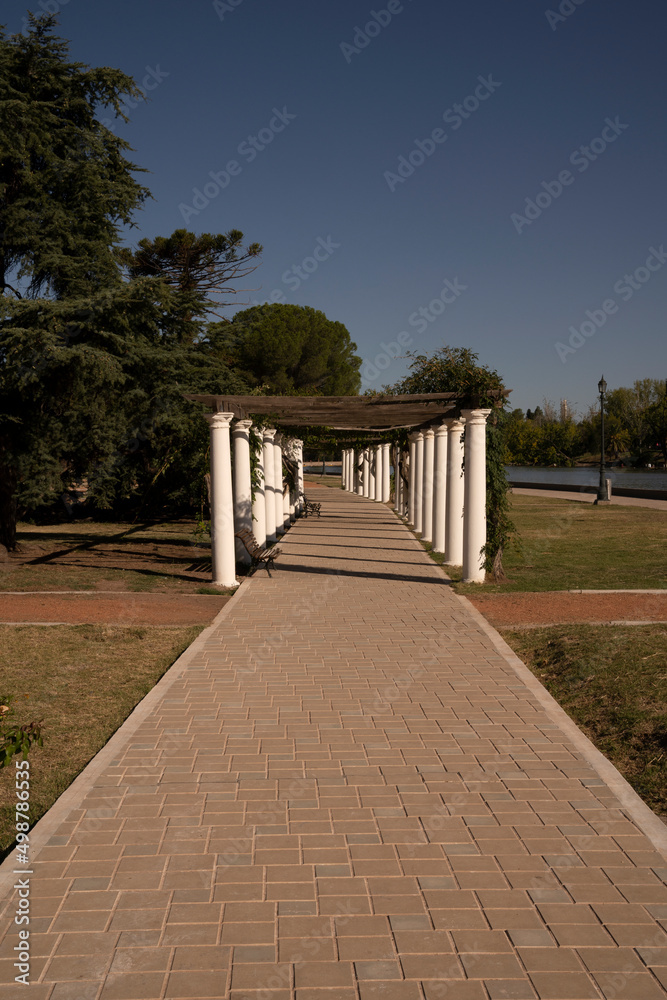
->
(462, 408), (491, 584)
(394, 445), (401, 512)
(232, 419), (253, 565)
(281, 436), (293, 529)
(274, 434), (285, 534)
(341, 449), (347, 490)
(375, 445), (382, 502)
(251, 431), (266, 549)
(401, 454), (408, 515)
(407, 433), (418, 525)
(369, 447), (376, 500)
(413, 431), (424, 535)
(382, 442), (391, 502)
(363, 449), (370, 498)
(421, 427), (435, 544)
(263, 428), (277, 543)
(348, 449), (354, 492)
(283, 458), (292, 529)
(432, 421), (449, 555)
(205, 412), (238, 588)
(445, 417), (465, 565)
(296, 440), (304, 513)
(356, 450), (364, 496)
(288, 443), (296, 520)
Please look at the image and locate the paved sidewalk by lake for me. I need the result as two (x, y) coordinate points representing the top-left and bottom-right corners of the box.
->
(1, 489), (666, 999)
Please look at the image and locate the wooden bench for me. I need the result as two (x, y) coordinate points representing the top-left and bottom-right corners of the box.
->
(300, 493), (321, 517)
(235, 530), (281, 577)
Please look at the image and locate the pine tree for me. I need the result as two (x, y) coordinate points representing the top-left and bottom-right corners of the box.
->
(0, 13), (149, 299)
(223, 303), (362, 395)
(117, 229), (262, 336)
(0, 280), (249, 548)
(0, 16), (254, 548)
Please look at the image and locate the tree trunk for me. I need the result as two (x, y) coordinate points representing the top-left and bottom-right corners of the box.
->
(491, 545), (507, 583)
(0, 464), (18, 551)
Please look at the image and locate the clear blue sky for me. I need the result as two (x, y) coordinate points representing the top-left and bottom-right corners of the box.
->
(6, 0), (667, 413)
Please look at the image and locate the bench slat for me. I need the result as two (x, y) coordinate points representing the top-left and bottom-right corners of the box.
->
(235, 530), (281, 576)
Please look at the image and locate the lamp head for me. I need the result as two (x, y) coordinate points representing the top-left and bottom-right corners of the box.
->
(598, 376), (607, 395)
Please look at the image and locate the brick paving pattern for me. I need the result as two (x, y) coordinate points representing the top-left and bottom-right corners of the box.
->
(1, 489), (666, 999)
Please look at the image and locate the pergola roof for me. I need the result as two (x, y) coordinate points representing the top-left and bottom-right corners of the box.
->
(184, 391), (509, 433)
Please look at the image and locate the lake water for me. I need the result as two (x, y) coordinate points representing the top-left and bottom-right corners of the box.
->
(305, 463), (667, 491)
(506, 465), (667, 491)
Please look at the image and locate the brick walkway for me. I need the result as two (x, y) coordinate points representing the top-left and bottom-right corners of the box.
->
(2, 489), (667, 999)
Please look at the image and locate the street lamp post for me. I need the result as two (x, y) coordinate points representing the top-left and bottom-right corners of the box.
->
(595, 375), (610, 504)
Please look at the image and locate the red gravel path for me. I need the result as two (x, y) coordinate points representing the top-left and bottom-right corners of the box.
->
(1, 589), (665, 628)
(467, 591), (667, 627)
(0, 592), (228, 626)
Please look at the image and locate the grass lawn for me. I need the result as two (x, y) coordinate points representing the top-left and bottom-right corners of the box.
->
(502, 624), (667, 818)
(0, 519), (217, 593)
(0, 624), (203, 858)
(445, 494), (666, 592)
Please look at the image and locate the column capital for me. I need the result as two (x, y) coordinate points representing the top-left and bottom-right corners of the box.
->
(274, 431), (283, 445)
(205, 411), (234, 429)
(232, 418), (253, 434)
(262, 427), (277, 442)
(460, 408), (492, 426)
(448, 416), (466, 431)
(434, 421), (449, 437)
(422, 426), (435, 439)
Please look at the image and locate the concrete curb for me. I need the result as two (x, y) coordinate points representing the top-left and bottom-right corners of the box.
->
(0, 574), (253, 906)
(456, 593), (667, 859)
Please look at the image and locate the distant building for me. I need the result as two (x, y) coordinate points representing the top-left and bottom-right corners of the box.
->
(560, 399), (569, 422)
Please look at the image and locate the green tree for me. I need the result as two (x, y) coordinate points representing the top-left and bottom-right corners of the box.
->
(0, 279), (249, 548)
(383, 347), (513, 580)
(602, 379), (666, 463)
(117, 228), (262, 335)
(221, 303), (362, 394)
(646, 380), (667, 465)
(0, 14), (149, 298)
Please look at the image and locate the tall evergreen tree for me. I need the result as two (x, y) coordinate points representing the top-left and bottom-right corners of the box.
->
(0, 17), (254, 547)
(0, 13), (149, 299)
(117, 229), (262, 334)
(0, 279), (249, 548)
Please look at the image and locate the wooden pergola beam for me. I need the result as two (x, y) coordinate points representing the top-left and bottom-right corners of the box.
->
(184, 391), (508, 432)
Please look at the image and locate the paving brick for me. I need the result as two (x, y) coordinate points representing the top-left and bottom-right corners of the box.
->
(527, 971), (602, 998)
(294, 962), (354, 987)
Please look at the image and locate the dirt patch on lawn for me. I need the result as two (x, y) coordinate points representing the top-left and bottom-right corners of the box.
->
(468, 591), (667, 627)
(0, 592), (228, 626)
